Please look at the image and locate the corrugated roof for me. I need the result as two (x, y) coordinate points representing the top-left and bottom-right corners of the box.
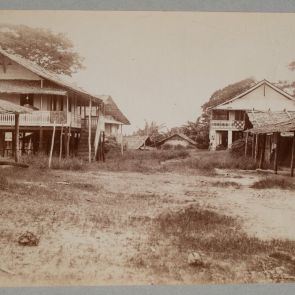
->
(0, 98), (33, 114)
(0, 80), (67, 96)
(98, 95), (130, 125)
(124, 135), (150, 149)
(0, 47), (102, 104)
(156, 133), (197, 146)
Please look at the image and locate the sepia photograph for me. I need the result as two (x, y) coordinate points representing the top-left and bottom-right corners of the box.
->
(0, 10), (295, 287)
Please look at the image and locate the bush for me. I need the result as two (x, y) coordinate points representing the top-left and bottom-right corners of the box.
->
(0, 174), (9, 189)
(20, 154), (84, 170)
(231, 137), (253, 156)
(251, 176), (295, 190)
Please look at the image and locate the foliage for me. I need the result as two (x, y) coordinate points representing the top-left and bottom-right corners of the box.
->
(0, 24), (84, 76)
(132, 120), (166, 143)
(202, 78), (256, 110)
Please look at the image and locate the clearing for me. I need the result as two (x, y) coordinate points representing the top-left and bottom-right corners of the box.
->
(0, 150), (295, 286)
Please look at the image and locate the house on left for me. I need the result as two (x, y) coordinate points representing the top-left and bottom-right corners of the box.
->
(0, 47), (104, 158)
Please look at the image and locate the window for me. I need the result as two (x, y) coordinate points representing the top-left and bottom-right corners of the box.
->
(20, 94), (34, 107)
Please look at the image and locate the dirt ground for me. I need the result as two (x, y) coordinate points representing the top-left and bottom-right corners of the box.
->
(1, 161), (295, 286)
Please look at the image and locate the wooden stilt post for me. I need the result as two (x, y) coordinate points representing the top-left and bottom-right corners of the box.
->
(14, 113), (19, 163)
(67, 125), (71, 157)
(259, 134), (266, 169)
(59, 124), (64, 161)
(39, 127), (43, 153)
(274, 132), (279, 174)
(120, 124), (123, 156)
(245, 132), (249, 156)
(255, 134), (259, 162)
(102, 131), (105, 162)
(251, 134), (255, 158)
(290, 131), (295, 177)
(48, 122), (56, 168)
(88, 98), (92, 163)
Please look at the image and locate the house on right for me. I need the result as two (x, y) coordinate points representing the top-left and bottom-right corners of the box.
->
(208, 80), (295, 150)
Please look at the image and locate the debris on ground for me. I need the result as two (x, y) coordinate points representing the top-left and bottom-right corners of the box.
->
(188, 251), (204, 267)
(18, 231), (39, 246)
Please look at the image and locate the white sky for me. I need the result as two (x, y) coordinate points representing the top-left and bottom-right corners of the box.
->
(1, 11), (295, 133)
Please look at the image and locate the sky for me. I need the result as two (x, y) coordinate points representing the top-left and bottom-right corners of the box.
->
(1, 11), (295, 133)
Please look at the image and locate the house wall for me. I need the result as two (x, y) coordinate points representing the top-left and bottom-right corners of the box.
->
(0, 93), (19, 104)
(0, 59), (41, 80)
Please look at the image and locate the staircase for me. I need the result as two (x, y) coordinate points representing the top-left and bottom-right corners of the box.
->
(77, 120), (96, 160)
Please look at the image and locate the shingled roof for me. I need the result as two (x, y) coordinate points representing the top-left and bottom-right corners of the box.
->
(0, 47), (102, 104)
(99, 95), (130, 125)
(123, 136), (151, 149)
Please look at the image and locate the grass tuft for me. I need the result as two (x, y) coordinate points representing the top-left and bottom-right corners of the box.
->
(251, 177), (295, 190)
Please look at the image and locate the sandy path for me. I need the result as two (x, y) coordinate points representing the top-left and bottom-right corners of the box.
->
(62, 169), (295, 241)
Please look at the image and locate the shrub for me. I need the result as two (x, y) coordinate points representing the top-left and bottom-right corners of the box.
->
(251, 176), (295, 190)
(0, 174), (9, 189)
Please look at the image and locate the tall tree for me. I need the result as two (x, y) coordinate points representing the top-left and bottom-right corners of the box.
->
(0, 24), (84, 76)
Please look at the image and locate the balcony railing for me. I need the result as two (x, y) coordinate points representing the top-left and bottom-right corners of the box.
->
(0, 111), (81, 128)
(211, 120), (245, 130)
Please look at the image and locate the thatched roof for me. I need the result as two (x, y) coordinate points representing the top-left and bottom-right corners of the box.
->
(156, 133), (197, 146)
(246, 118), (295, 134)
(0, 47), (102, 105)
(0, 80), (67, 96)
(0, 99), (33, 114)
(247, 110), (295, 128)
(98, 95), (130, 125)
(124, 136), (151, 149)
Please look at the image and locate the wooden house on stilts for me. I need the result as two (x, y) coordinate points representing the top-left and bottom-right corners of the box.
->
(0, 47), (105, 162)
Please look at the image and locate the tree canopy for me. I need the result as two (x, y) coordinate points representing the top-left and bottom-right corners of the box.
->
(0, 24), (84, 76)
(201, 78), (256, 111)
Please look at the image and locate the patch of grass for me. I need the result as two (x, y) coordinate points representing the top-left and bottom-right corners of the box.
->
(186, 151), (256, 170)
(251, 176), (295, 190)
(21, 154), (84, 170)
(211, 181), (241, 189)
(97, 149), (190, 172)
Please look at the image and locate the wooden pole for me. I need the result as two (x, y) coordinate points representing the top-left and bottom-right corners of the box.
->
(255, 134), (259, 162)
(251, 134), (255, 158)
(67, 125), (71, 157)
(274, 132), (279, 174)
(244, 132), (249, 156)
(102, 131), (105, 162)
(88, 98), (92, 163)
(14, 113), (19, 163)
(291, 131), (295, 177)
(120, 124), (123, 156)
(39, 127), (43, 153)
(48, 122), (56, 168)
(259, 134), (266, 169)
(59, 124), (64, 161)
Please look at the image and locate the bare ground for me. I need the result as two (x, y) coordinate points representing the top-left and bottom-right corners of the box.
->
(1, 161), (295, 286)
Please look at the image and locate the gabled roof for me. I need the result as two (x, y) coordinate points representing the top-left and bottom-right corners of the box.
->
(156, 133), (197, 146)
(0, 47), (102, 104)
(123, 135), (151, 149)
(0, 80), (67, 96)
(212, 80), (295, 110)
(0, 99), (33, 114)
(98, 95), (130, 125)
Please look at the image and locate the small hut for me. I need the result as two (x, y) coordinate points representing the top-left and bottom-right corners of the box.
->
(245, 115), (295, 176)
(123, 135), (153, 150)
(155, 133), (197, 150)
(0, 99), (32, 162)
